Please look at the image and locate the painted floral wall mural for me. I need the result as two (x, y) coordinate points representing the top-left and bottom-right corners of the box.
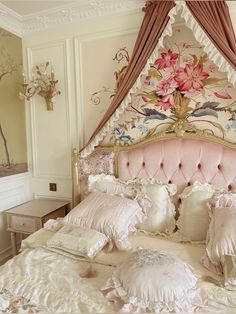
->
(102, 24), (236, 146)
(0, 27), (27, 177)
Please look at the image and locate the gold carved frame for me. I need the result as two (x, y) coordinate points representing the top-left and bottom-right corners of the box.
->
(72, 123), (236, 208)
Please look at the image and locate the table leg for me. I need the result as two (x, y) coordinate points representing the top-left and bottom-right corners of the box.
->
(10, 232), (17, 256)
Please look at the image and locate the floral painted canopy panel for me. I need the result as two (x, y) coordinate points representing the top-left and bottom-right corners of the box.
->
(102, 23), (236, 146)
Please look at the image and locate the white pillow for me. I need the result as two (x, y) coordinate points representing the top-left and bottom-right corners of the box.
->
(202, 207), (236, 275)
(132, 178), (176, 233)
(88, 174), (138, 198)
(208, 191), (236, 210)
(102, 249), (207, 313)
(63, 191), (147, 251)
(176, 181), (219, 241)
(222, 254), (236, 290)
(47, 224), (108, 258)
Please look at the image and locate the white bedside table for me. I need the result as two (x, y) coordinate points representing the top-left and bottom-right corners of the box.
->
(5, 199), (70, 256)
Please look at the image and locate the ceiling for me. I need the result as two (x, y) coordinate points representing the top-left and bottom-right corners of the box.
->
(1, 0), (236, 17)
(0, 1), (76, 16)
(0, 0), (235, 37)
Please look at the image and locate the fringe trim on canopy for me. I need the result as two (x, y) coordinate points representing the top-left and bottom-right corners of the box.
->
(80, 4), (178, 158)
(81, 0), (236, 158)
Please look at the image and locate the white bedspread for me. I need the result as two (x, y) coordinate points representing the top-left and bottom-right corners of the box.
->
(0, 229), (236, 313)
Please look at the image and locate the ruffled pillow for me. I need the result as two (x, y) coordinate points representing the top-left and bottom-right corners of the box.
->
(222, 254), (236, 290)
(202, 207), (236, 275)
(47, 225), (108, 258)
(88, 174), (138, 198)
(130, 178), (176, 234)
(63, 191), (148, 251)
(176, 181), (220, 241)
(102, 249), (207, 313)
(89, 175), (177, 234)
(208, 191), (236, 210)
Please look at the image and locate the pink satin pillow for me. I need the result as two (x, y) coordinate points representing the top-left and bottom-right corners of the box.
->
(63, 191), (147, 251)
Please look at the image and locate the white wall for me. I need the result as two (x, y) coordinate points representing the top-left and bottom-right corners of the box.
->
(22, 12), (143, 201)
(0, 172), (31, 263)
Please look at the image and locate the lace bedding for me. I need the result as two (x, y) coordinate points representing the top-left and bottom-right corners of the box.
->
(1, 230), (236, 313)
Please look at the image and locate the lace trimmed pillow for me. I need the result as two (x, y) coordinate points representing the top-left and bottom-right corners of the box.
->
(130, 178), (177, 234)
(47, 224), (108, 258)
(88, 174), (138, 198)
(208, 191), (236, 210)
(102, 249), (207, 313)
(176, 181), (221, 241)
(63, 191), (148, 251)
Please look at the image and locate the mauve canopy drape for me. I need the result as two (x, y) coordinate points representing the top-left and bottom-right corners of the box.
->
(186, 0), (236, 70)
(81, 0), (175, 151)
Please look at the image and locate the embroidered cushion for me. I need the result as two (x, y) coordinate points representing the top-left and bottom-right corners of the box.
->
(176, 181), (220, 241)
(102, 249), (207, 313)
(47, 224), (108, 258)
(202, 207), (236, 275)
(63, 191), (147, 251)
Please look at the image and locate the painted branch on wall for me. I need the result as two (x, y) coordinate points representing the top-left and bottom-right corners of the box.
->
(0, 47), (18, 81)
(0, 123), (11, 168)
(90, 47), (130, 106)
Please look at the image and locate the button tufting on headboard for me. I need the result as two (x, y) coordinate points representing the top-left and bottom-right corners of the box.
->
(118, 138), (236, 205)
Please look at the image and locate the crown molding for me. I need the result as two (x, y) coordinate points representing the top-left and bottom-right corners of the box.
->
(0, 0), (144, 37)
(0, 0), (234, 37)
(0, 3), (22, 37)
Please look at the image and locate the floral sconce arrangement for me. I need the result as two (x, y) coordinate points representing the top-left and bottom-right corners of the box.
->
(19, 61), (61, 111)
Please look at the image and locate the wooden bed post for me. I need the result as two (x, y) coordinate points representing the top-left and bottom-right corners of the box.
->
(72, 148), (80, 208)
(114, 140), (120, 178)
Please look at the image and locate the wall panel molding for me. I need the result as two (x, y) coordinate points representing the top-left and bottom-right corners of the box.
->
(0, 172), (32, 264)
(26, 39), (72, 180)
(0, 172), (31, 211)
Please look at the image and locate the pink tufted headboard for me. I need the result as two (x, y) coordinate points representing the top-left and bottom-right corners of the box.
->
(72, 136), (236, 207)
(118, 138), (236, 198)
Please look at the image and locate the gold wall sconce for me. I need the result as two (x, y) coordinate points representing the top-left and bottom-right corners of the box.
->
(19, 61), (61, 111)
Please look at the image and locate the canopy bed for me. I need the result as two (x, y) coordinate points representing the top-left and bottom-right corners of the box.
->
(1, 0), (236, 313)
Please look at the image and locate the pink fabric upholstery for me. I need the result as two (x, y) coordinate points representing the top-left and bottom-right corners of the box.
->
(118, 138), (236, 198)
